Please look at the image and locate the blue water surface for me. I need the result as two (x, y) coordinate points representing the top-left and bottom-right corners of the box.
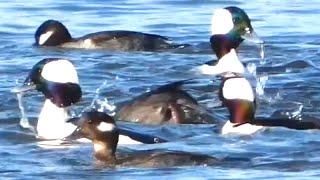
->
(1, 0), (320, 179)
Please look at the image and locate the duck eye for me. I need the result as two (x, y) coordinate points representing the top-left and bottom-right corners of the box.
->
(233, 17), (240, 23)
(245, 27), (250, 33)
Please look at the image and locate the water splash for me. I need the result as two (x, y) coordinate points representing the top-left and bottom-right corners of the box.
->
(256, 74), (269, 96)
(16, 92), (35, 133)
(247, 63), (257, 76)
(285, 103), (303, 121)
(246, 63), (269, 97)
(260, 43), (265, 64)
(87, 80), (116, 115)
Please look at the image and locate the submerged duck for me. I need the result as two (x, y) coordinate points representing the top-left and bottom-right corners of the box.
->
(115, 80), (214, 124)
(34, 20), (188, 51)
(199, 6), (264, 75)
(70, 111), (218, 167)
(220, 72), (320, 135)
(13, 58), (165, 143)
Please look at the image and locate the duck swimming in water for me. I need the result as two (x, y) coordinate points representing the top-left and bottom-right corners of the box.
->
(34, 20), (188, 51)
(219, 72), (320, 135)
(13, 58), (81, 140)
(70, 111), (218, 167)
(12, 58), (165, 143)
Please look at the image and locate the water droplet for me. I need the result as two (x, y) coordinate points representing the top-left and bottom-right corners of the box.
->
(86, 80), (116, 115)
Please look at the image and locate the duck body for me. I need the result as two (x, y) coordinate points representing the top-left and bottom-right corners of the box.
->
(66, 30), (180, 51)
(115, 81), (214, 125)
(35, 20), (188, 51)
(72, 111), (218, 168)
(116, 151), (218, 168)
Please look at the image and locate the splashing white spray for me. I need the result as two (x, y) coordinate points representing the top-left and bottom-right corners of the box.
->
(260, 43), (265, 63)
(286, 103), (303, 121)
(87, 80), (116, 115)
(256, 74), (269, 96)
(16, 92), (35, 133)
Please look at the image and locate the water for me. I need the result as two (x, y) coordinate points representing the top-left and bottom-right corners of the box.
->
(1, 0), (320, 179)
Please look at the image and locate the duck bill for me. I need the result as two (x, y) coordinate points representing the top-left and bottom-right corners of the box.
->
(11, 82), (36, 93)
(67, 117), (84, 126)
(11, 74), (38, 93)
(242, 30), (265, 60)
(67, 117), (93, 140)
(65, 117), (89, 140)
(241, 30), (264, 44)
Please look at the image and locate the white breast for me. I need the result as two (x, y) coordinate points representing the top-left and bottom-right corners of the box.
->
(37, 100), (77, 140)
(221, 120), (264, 135)
(223, 77), (254, 101)
(195, 49), (245, 75)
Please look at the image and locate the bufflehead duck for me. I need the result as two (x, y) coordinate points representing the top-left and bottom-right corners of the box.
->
(220, 72), (320, 135)
(35, 20), (188, 51)
(70, 111), (218, 167)
(199, 6), (263, 75)
(13, 58), (81, 139)
(13, 58), (165, 143)
(115, 80), (214, 124)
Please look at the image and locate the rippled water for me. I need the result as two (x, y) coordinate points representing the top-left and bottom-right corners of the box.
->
(1, 0), (320, 179)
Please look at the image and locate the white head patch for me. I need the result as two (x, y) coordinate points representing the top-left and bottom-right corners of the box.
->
(39, 31), (54, 45)
(41, 60), (79, 83)
(223, 77), (254, 101)
(97, 122), (116, 132)
(211, 9), (234, 35)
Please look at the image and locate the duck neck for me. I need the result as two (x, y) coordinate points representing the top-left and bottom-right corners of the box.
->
(37, 99), (76, 139)
(215, 45), (233, 59)
(93, 140), (116, 164)
(210, 34), (242, 59)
